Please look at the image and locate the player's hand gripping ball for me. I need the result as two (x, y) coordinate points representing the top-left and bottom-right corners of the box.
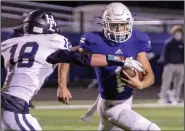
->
(121, 67), (144, 81)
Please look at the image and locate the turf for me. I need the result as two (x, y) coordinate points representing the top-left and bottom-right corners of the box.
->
(30, 105), (184, 130)
(33, 99), (159, 106)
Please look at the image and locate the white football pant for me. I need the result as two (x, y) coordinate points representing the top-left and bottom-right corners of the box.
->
(97, 96), (161, 131)
(1, 109), (42, 131)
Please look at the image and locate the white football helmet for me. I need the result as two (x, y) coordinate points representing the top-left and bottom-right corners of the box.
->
(101, 2), (134, 43)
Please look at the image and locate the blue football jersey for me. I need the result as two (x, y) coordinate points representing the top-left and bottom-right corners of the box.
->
(79, 29), (151, 100)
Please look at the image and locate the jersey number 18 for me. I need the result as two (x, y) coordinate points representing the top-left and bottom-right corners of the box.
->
(9, 42), (39, 68)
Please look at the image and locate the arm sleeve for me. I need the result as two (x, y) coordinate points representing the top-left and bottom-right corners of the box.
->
(46, 50), (126, 67)
(46, 50), (92, 66)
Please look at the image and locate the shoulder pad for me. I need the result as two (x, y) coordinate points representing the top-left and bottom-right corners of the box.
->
(133, 29), (152, 52)
(135, 30), (150, 43)
(50, 34), (66, 43)
(80, 32), (100, 44)
(79, 32), (92, 45)
(50, 34), (71, 51)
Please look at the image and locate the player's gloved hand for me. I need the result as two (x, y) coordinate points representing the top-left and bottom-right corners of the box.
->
(57, 87), (72, 105)
(124, 57), (143, 72)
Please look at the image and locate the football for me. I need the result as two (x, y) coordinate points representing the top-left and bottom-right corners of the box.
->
(121, 67), (144, 81)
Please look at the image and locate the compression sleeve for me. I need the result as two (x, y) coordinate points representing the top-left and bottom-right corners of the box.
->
(46, 50), (125, 67)
(46, 50), (92, 66)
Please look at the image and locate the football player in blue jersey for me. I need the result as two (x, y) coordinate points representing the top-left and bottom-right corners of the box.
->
(77, 2), (161, 131)
(1, 9), (138, 131)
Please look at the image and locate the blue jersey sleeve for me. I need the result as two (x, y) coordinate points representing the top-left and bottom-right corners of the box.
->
(79, 33), (94, 53)
(136, 31), (152, 54)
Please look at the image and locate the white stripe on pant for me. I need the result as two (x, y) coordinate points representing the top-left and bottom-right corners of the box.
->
(1, 109), (42, 131)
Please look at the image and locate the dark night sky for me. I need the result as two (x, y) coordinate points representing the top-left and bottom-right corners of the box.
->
(37, 1), (184, 10)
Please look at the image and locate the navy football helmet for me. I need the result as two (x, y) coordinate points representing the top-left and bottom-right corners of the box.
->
(23, 10), (60, 34)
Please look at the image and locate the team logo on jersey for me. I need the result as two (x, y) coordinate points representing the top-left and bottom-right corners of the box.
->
(148, 40), (151, 45)
(80, 37), (86, 43)
(115, 49), (123, 54)
(45, 14), (57, 32)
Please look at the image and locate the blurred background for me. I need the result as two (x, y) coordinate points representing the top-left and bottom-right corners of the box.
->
(1, 1), (184, 130)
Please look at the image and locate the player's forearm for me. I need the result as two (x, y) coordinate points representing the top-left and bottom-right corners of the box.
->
(140, 71), (154, 89)
(46, 50), (125, 67)
(136, 52), (154, 89)
(58, 63), (69, 89)
(90, 54), (107, 66)
(71, 46), (80, 52)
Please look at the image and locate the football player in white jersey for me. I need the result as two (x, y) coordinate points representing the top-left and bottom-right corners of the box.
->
(1, 9), (144, 131)
(1, 10), (74, 131)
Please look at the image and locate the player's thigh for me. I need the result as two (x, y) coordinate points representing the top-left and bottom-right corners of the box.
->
(1, 111), (11, 131)
(97, 96), (106, 121)
(97, 107), (123, 131)
(110, 109), (159, 130)
(1, 110), (21, 130)
(20, 113), (42, 131)
(97, 97), (118, 131)
(98, 120), (123, 131)
(104, 96), (133, 121)
(2, 110), (42, 131)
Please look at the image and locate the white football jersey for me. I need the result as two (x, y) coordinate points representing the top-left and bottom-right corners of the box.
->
(1, 33), (71, 103)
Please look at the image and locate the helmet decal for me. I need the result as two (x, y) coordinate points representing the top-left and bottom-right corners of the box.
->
(23, 10), (60, 34)
(45, 14), (57, 32)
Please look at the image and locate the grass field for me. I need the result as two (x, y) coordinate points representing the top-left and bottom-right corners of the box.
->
(30, 100), (184, 130)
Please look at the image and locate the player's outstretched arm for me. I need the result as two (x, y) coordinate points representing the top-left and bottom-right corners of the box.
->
(46, 50), (125, 67)
(57, 63), (72, 105)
